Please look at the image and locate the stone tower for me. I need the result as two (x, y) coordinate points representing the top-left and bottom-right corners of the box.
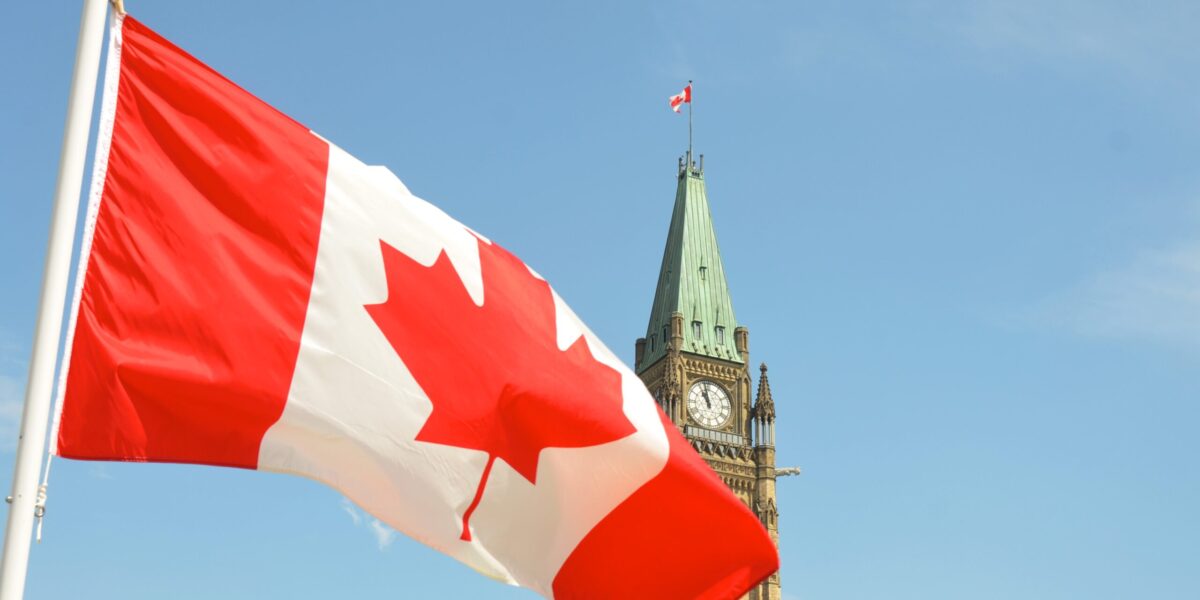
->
(635, 152), (781, 600)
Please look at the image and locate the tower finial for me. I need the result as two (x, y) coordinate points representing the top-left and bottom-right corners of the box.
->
(755, 362), (775, 419)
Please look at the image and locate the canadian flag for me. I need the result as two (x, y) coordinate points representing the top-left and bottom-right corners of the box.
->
(669, 84), (692, 113)
(52, 13), (777, 599)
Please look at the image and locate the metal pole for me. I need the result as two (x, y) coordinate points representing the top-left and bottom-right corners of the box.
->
(0, 0), (109, 596)
(687, 79), (693, 163)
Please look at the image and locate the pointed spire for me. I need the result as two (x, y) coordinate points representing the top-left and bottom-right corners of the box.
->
(637, 155), (741, 373)
(755, 363), (775, 419)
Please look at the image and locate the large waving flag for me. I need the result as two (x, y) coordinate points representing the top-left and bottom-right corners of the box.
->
(51, 13), (777, 599)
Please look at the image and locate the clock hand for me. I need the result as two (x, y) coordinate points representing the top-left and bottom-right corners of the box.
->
(702, 388), (712, 409)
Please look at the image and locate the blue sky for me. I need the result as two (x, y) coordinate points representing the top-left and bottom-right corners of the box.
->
(3, 1), (1199, 598)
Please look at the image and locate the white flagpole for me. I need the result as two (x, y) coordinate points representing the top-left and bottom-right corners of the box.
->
(0, 0), (110, 597)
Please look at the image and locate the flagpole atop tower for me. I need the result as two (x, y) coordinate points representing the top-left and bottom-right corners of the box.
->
(0, 0), (110, 596)
(688, 79), (693, 163)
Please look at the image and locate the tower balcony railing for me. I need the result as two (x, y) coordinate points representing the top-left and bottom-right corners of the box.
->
(683, 426), (745, 447)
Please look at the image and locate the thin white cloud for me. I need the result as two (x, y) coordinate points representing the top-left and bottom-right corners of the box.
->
(339, 497), (396, 551)
(0, 374), (24, 450)
(369, 518), (397, 550)
(0, 332), (26, 450)
(1046, 240), (1200, 349)
(772, 1), (1200, 123)
(88, 464), (115, 480)
(937, 0), (1200, 90)
(0, 342), (23, 370)
(340, 497), (362, 526)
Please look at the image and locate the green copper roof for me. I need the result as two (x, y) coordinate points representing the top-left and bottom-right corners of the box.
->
(638, 157), (742, 372)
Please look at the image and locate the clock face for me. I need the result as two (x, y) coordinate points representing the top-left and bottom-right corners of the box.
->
(687, 381), (732, 428)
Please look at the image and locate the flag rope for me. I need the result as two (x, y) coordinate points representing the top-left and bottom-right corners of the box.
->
(33, 456), (52, 543)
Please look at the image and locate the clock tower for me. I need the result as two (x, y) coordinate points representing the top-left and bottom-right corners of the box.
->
(635, 152), (782, 600)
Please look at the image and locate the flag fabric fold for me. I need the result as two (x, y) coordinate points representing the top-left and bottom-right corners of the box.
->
(669, 84), (692, 113)
(52, 14), (777, 599)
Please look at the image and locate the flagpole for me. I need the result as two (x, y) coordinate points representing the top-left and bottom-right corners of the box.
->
(0, 0), (110, 597)
(687, 79), (693, 163)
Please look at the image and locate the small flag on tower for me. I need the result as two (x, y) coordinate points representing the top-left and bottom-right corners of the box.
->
(669, 83), (692, 113)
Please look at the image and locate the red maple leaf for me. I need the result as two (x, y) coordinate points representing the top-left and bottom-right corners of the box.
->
(365, 236), (636, 541)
